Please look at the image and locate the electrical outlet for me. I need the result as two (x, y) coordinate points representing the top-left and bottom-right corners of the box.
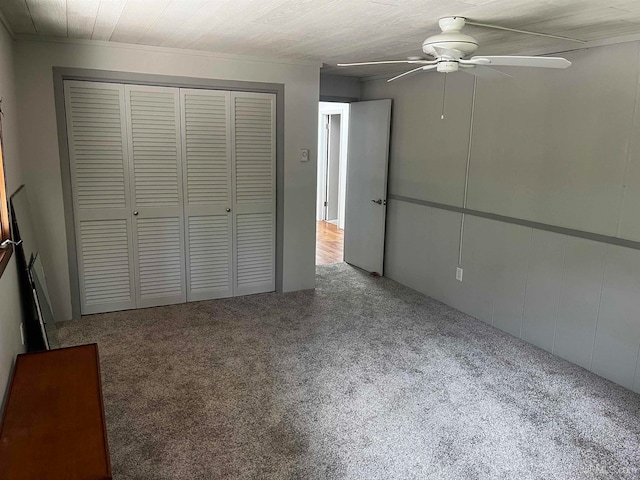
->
(20, 323), (25, 345)
(456, 267), (463, 282)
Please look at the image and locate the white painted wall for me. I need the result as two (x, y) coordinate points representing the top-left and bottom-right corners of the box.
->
(362, 41), (640, 393)
(0, 23), (26, 409)
(14, 39), (321, 321)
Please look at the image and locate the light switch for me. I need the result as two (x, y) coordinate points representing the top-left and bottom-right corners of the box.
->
(300, 149), (309, 162)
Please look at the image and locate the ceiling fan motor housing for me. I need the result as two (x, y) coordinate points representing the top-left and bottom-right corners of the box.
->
(422, 16), (478, 59)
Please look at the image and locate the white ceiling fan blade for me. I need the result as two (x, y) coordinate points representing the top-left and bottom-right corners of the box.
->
(464, 20), (586, 44)
(468, 56), (571, 69)
(459, 57), (490, 65)
(337, 59), (437, 67)
(387, 65), (437, 83)
(460, 65), (512, 79)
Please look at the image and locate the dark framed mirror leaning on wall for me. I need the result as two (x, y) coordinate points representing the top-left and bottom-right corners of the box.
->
(10, 185), (54, 351)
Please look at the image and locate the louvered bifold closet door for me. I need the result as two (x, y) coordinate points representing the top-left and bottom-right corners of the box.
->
(125, 85), (187, 308)
(181, 89), (233, 301)
(231, 92), (276, 296)
(65, 81), (136, 314)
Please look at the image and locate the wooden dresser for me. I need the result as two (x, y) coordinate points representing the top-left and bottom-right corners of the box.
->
(0, 344), (112, 479)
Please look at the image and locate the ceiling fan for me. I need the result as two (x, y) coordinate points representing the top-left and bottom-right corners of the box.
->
(337, 17), (575, 82)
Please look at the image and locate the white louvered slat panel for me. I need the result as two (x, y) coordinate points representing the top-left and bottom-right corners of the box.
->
(136, 217), (184, 300)
(128, 85), (186, 309)
(66, 81), (136, 315)
(188, 216), (231, 294)
(79, 219), (133, 306)
(68, 84), (127, 210)
(184, 92), (229, 206)
(128, 89), (181, 207)
(234, 96), (274, 205)
(181, 89), (233, 301)
(236, 213), (274, 290)
(231, 92), (276, 297)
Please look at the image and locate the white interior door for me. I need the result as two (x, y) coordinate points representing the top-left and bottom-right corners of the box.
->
(326, 114), (341, 222)
(125, 85), (187, 308)
(231, 92), (276, 296)
(316, 114), (329, 222)
(181, 88), (233, 301)
(65, 81), (136, 315)
(344, 99), (392, 275)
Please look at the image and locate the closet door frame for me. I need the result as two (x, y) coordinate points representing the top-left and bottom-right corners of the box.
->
(55, 69), (284, 320)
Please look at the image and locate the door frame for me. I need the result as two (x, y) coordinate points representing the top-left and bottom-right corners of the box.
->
(53, 68), (285, 320)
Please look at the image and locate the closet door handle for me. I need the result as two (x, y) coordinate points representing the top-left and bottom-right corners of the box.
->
(133, 211), (139, 216)
(226, 208), (231, 212)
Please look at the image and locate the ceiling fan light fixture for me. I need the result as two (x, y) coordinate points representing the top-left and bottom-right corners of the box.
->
(437, 61), (459, 73)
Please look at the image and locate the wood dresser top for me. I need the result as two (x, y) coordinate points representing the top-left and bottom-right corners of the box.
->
(0, 343), (111, 480)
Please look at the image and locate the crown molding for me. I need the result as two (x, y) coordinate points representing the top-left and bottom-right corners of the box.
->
(13, 35), (323, 68)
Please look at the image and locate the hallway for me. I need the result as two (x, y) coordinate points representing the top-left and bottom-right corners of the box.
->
(316, 221), (344, 265)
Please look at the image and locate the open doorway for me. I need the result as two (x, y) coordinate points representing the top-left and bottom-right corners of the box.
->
(316, 102), (350, 265)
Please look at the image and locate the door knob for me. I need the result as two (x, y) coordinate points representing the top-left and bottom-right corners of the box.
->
(226, 208), (231, 212)
(371, 199), (383, 205)
(133, 211), (138, 216)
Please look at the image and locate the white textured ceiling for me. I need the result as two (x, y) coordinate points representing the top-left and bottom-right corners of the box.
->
(3, 0), (640, 76)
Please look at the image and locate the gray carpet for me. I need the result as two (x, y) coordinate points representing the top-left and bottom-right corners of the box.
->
(53, 263), (640, 479)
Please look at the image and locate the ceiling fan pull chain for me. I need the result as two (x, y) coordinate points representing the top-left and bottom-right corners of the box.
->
(441, 73), (447, 120)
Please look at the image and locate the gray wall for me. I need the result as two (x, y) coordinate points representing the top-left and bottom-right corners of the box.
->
(14, 39), (320, 321)
(320, 74), (361, 101)
(362, 41), (640, 393)
(0, 22), (26, 410)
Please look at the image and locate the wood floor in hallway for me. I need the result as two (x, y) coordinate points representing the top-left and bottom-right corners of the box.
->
(316, 220), (344, 265)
